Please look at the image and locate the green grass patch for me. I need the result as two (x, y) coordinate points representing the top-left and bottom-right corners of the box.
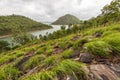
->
(84, 41), (112, 57)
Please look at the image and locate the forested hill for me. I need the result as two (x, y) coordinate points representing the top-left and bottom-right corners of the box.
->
(0, 15), (52, 36)
(52, 14), (80, 25)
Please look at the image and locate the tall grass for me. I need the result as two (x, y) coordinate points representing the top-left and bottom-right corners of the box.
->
(84, 41), (112, 57)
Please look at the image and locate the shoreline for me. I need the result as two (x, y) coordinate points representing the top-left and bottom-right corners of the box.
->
(0, 27), (53, 39)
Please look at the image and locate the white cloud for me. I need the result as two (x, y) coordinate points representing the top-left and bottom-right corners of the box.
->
(0, 0), (113, 22)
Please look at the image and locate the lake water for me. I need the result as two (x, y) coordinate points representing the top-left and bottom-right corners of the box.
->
(0, 25), (68, 42)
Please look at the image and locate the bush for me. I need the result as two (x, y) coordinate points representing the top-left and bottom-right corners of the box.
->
(84, 41), (112, 57)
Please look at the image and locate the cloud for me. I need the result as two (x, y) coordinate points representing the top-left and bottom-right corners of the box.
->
(0, 0), (113, 22)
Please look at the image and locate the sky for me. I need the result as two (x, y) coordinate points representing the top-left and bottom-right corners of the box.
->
(0, 0), (113, 22)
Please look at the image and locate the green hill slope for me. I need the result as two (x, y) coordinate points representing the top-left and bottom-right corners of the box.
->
(0, 15), (52, 36)
(0, 22), (120, 80)
(52, 14), (80, 25)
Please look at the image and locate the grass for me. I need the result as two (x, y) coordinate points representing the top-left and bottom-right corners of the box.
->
(61, 49), (73, 58)
(0, 65), (20, 80)
(73, 38), (88, 50)
(84, 41), (112, 57)
(102, 33), (120, 55)
(23, 54), (46, 70)
(35, 47), (45, 54)
(21, 60), (85, 80)
(58, 40), (73, 49)
(0, 22), (120, 80)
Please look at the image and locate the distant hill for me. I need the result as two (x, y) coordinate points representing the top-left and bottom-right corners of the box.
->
(52, 14), (80, 25)
(0, 15), (52, 36)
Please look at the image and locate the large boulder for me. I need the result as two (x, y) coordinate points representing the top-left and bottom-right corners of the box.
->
(79, 53), (94, 63)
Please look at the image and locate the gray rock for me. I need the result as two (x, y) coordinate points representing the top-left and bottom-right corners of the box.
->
(79, 53), (93, 63)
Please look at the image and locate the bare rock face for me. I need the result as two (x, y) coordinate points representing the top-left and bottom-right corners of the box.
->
(84, 64), (120, 80)
(79, 53), (94, 63)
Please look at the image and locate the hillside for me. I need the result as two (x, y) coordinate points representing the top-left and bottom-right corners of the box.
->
(0, 22), (120, 80)
(52, 14), (80, 25)
(0, 15), (52, 36)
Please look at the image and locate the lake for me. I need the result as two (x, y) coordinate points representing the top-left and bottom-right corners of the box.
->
(0, 25), (68, 42)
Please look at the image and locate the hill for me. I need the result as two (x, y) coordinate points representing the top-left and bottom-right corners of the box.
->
(0, 22), (120, 80)
(0, 15), (52, 36)
(52, 14), (80, 25)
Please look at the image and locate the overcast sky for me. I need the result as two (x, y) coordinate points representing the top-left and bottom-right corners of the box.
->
(0, 0), (113, 22)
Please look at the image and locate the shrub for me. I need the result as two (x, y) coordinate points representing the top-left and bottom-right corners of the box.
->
(84, 41), (112, 57)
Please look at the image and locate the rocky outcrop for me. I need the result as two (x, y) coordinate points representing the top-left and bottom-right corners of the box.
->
(84, 63), (120, 80)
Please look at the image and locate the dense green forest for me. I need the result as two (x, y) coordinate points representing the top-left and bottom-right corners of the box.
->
(0, 15), (52, 36)
(0, 0), (120, 80)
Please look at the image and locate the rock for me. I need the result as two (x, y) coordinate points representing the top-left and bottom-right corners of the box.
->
(93, 32), (102, 37)
(79, 53), (93, 63)
(84, 64), (120, 80)
(66, 75), (75, 80)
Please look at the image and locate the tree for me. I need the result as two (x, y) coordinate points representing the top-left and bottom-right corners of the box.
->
(101, 0), (120, 22)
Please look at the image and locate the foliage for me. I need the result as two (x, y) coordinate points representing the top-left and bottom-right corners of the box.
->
(0, 15), (52, 36)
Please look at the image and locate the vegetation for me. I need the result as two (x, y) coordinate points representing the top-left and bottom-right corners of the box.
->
(0, 0), (120, 80)
(52, 14), (80, 25)
(0, 15), (52, 36)
(84, 41), (112, 57)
